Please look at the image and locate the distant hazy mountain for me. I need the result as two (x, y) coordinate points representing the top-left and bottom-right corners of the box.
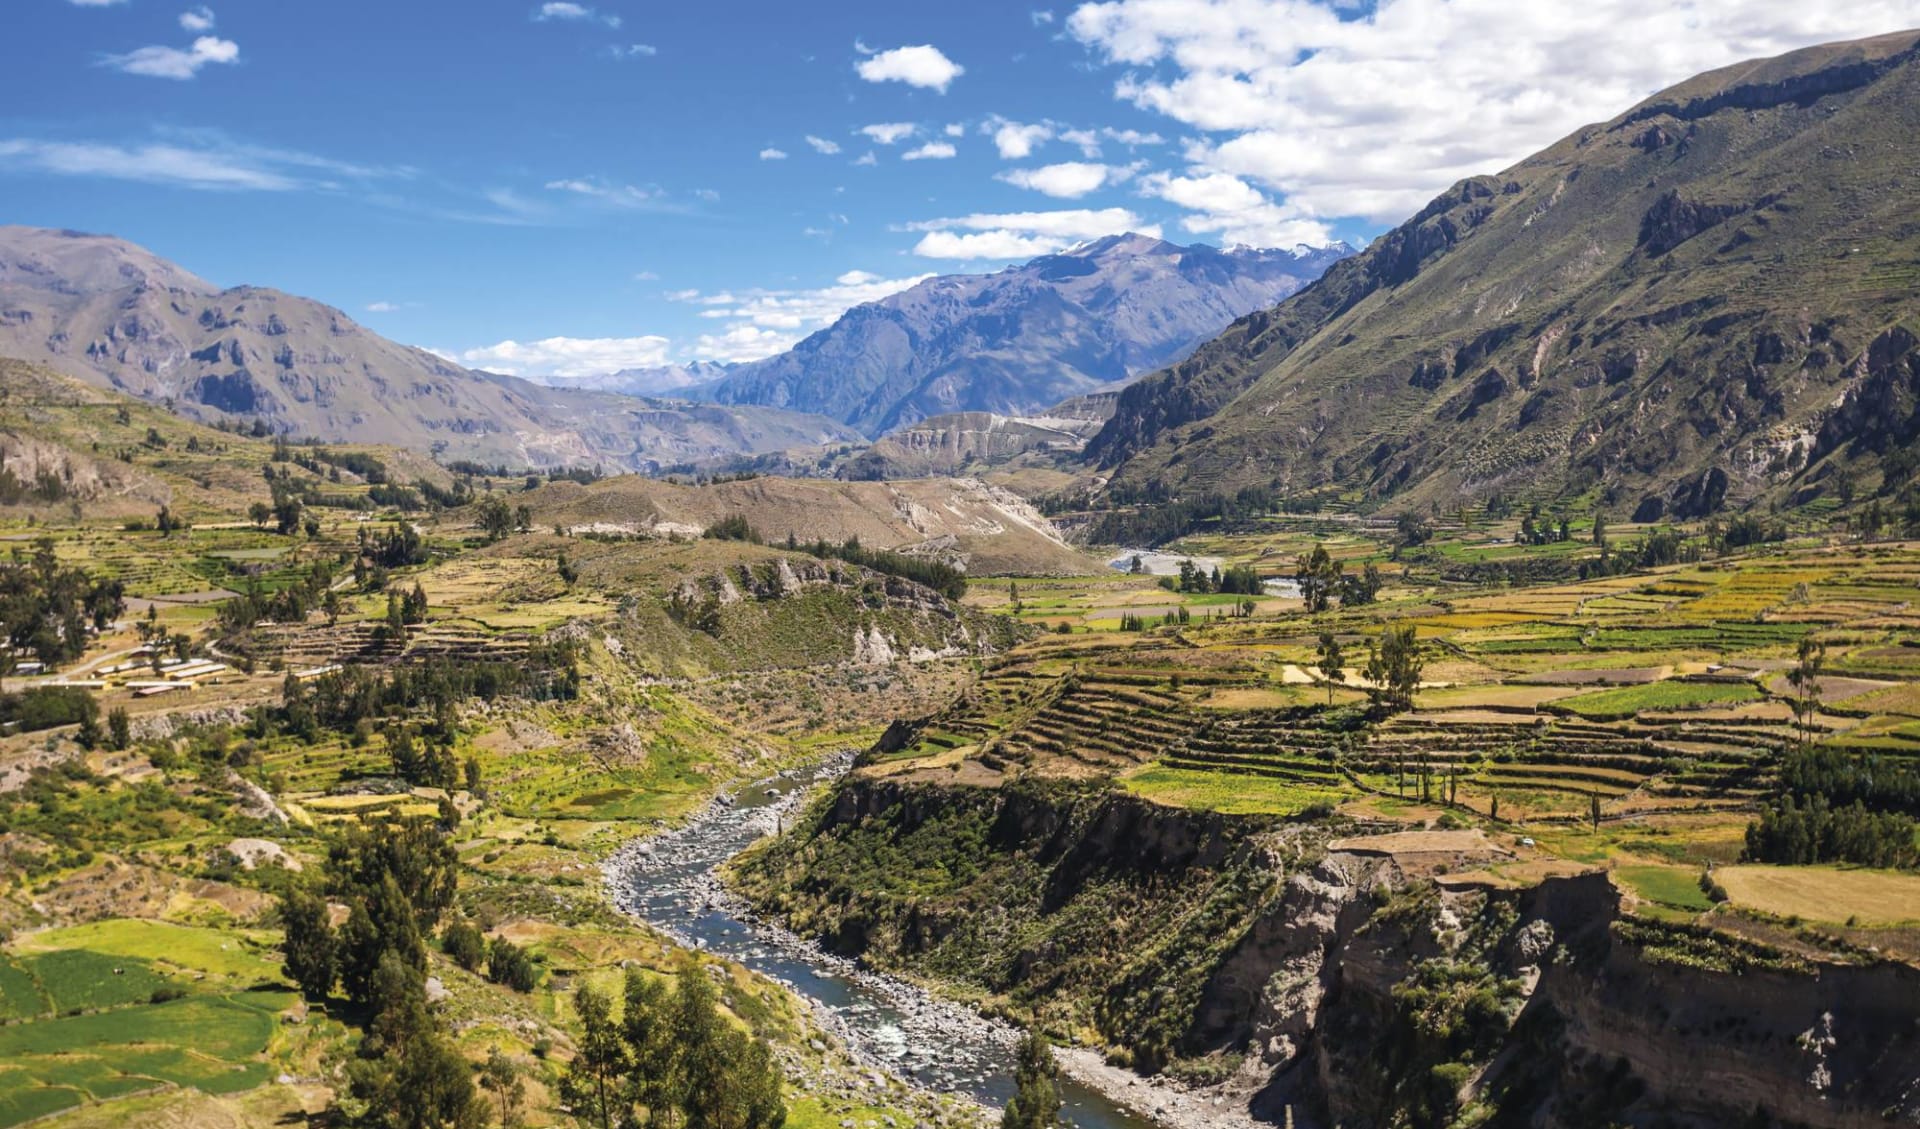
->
(700, 233), (1351, 437)
(0, 227), (857, 472)
(535, 361), (730, 398)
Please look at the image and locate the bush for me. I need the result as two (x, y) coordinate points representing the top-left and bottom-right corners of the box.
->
(487, 938), (538, 992)
(442, 920), (488, 972)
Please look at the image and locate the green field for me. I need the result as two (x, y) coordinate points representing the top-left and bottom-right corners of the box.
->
(1556, 680), (1763, 719)
(0, 993), (285, 1127)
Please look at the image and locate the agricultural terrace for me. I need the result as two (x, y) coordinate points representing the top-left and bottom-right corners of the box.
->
(921, 525), (1920, 950)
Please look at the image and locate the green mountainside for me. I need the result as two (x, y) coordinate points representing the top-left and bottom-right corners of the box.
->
(1091, 30), (1920, 522)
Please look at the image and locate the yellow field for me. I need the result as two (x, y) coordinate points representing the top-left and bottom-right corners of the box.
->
(1717, 865), (1920, 925)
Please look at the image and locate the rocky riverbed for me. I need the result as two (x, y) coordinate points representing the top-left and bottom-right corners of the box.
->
(601, 754), (1252, 1129)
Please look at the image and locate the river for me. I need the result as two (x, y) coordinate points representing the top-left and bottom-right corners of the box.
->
(605, 755), (1157, 1129)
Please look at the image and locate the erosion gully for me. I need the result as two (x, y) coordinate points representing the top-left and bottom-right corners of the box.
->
(607, 754), (1155, 1129)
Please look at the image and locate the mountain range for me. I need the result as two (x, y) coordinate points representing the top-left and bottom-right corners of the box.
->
(0, 227), (857, 473)
(695, 234), (1350, 437)
(1089, 30), (1920, 522)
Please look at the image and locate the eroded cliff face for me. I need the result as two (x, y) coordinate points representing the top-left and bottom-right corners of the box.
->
(739, 776), (1920, 1128)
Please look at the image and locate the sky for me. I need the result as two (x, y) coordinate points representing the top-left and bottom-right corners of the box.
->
(6, 0), (1920, 378)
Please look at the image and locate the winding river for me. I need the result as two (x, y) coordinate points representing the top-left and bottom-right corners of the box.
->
(606, 755), (1155, 1129)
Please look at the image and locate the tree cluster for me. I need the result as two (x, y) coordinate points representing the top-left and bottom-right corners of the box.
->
(280, 816), (486, 1129)
(0, 538), (125, 673)
(564, 961), (786, 1129)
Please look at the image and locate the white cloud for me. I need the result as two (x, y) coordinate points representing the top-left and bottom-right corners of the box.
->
(905, 207), (1157, 259)
(901, 140), (956, 161)
(606, 43), (656, 58)
(853, 151), (878, 167)
(986, 118), (1052, 159)
(68, 0), (128, 6)
(543, 177), (670, 209)
(0, 138), (294, 190)
(943, 122), (966, 137)
(911, 231), (1065, 260)
(1140, 170), (1332, 248)
(632, 270), (660, 281)
(1068, 0), (1920, 225)
(1032, 9), (1056, 24)
(693, 187), (719, 201)
(178, 6), (214, 31)
(366, 301), (399, 313)
(804, 135), (842, 155)
(1103, 127), (1164, 147)
(676, 270), (932, 361)
(859, 122), (918, 145)
(534, 2), (620, 26)
(854, 43), (964, 92)
(456, 335), (674, 378)
(101, 34), (239, 79)
(997, 161), (1134, 198)
(758, 147), (788, 160)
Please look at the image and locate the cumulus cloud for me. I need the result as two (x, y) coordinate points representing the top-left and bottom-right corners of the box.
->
(986, 118), (1052, 159)
(101, 34), (239, 79)
(859, 122), (918, 145)
(854, 43), (965, 92)
(1140, 170), (1333, 248)
(534, 2), (620, 26)
(853, 151), (878, 167)
(901, 140), (957, 161)
(905, 207), (1156, 259)
(675, 269), (933, 361)
(758, 147), (788, 160)
(455, 335), (673, 378)
(1067, 0), (1920, 224)
(804, 135), (842, 155)
(997, 161), (1135, 198)
(606, 43), (657, 58)
(178, 6), (214, 31)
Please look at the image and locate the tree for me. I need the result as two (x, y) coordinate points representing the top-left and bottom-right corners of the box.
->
(1315, 632), (1345, 706)
(106, 706), (131, 751)
(1363, 623), (1423, 713)
(1787, 637), (1827, 747)
(350, 952), (486, 1129)
(476, 495), (515, 542)
(563, 983), (632, 1129)
(1296, 544), (1341, 613)
(622, 968), (679, 1120)
(338, 872), (425, 1007)
(280, 887), (338, 1000)
(481, 1047), (526, 1129)
(1001, 1028), (1062, 1129)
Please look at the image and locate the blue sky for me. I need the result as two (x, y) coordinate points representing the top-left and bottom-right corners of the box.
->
(7, 0), (1919, 377)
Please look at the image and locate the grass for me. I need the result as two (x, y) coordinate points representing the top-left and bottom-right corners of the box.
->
(1557, 679), (1762, 719)
(1614, 865), (1713, 912)
(1120, 765), (1348, 816)
(19, 951), (179, 1015)
(13, 921), (282, 985)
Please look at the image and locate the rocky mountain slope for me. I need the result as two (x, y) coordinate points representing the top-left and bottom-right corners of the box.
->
(511, 472), (1096, 575)
(1090, 31), (1920, 521)
(838, 404), (1110, 480)
(0, 227), (858, 472)
(701, 234), (1350, 437)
